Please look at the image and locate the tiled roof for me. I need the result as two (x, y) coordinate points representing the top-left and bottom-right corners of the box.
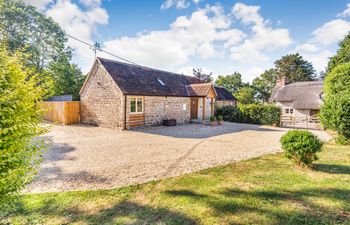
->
(214, 86), (237, 101)
(98, 57), (202, 97)
(186, 83), (214, 97)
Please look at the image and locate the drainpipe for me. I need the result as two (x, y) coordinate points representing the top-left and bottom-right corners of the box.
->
(124, 94), (127, 130)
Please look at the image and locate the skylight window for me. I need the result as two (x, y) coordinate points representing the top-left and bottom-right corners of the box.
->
(156, 78), (166, 87)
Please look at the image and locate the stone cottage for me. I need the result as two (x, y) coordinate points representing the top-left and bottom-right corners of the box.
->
(214, 86), (237, 107)
(270, 76), (323, 117)
(80, 57), (218, 129)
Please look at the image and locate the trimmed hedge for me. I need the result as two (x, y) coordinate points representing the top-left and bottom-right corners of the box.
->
(215, 104), (280, 126)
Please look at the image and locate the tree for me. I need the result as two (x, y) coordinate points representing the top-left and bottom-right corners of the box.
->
(0, 0), (66, 72)
(327, 33), (350, 74)
(215, 72), (243, 93)
(252, 69), (277, 102)
(0, 46), (48, 212)
(320, 63), (350, 142)
(48, 52), (86, 100)
(275, 53), (316, 82)
(0, 0), (85, 99)
(193, 68), (213, 83)
(235, 86), (256, 104)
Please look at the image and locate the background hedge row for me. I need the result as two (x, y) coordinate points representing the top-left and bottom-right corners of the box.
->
(215, 104), (280, 126)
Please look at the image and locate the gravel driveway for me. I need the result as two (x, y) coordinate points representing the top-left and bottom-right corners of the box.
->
(26, 123), (331, 193)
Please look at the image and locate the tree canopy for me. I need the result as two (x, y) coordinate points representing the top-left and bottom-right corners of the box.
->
(327, 32), (350, 74)
(235, 86), (256, 104)
(274, 53), (316, 82)
(193, 68), (213, 83)
(215, 72), (243, 93)
(252, 69), (277, 102)
(0, 0), (85, 100)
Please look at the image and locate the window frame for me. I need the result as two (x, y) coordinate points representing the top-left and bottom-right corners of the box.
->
(130, 96), (144, 114)
(285, 108), (294, 115)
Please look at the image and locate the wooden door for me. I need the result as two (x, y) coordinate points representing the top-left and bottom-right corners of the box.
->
(191, 98), (198, 119)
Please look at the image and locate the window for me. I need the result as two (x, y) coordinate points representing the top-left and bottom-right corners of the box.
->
(130, 97), (143, 113)
(285, 108), (294, 114)
(156, 78), (166, 86)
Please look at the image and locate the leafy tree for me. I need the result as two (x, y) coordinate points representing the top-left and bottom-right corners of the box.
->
(235, 86), (256, 104)
(327, 33), (350, 74)
(193, 68), (213, 83)
(0, 46), (48, 212)
(320, 63), (350, 142)
(0, 0), (85, 99)
(275, 53), (316, 82)
(0, 0), (66, 72)
(252, 69), (277, 102)
(215, 72), (243, 93)
(48, 52), (86, 100)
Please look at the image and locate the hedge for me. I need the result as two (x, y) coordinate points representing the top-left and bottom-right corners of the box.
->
(215, 104), (280, 126)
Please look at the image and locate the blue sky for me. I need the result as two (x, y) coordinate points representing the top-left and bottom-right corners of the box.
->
(25, 0), (350, 82)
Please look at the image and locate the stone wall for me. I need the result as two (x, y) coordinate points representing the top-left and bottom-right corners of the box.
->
(80, 61), (125, 129)
(125, 96), (190, 128)
(215, 100), (237, 108)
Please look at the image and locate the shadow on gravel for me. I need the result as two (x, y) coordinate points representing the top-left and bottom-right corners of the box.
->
(131, 123), (281, 139)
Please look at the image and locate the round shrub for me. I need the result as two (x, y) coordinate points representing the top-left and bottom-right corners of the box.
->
(217, 115), (223, 121)
(210, 115), (216, 121)
(280, 130), (323, 167)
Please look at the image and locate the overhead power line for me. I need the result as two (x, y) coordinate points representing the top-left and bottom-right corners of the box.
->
(65, 34), (141, 66)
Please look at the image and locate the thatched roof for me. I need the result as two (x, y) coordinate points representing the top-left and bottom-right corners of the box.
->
(214, 86), (237, 101)
(270, 81), (323, 110)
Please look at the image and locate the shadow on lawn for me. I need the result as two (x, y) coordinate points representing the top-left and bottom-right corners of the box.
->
(13, 199), (198, 225)
(164, 187), (350, 224)
(313, 163), (350, 175)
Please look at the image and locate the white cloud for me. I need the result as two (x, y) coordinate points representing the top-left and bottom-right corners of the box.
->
(230, 2), (293, 62)
(294, 43), (319, 53)
(44, 0), (108, 70)
(311, 19), (350, 46)
(302, 50), (333, 72)
(337, 3), (350, 17)
(161, 0), (190, 10)
(23, 0), (52, 10)
(103, 5), (245, 70)
(192, 0), (201, 4)
(177, 66), (212, 76)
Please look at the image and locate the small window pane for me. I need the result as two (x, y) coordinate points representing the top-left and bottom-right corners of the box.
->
(137, 98), (143, 112)
(285, 109), (289, 114)
(130, 98), (136, 112)
(290, 109), (294, 114)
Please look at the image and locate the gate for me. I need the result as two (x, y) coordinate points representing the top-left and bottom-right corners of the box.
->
(280, 115), (322, 130)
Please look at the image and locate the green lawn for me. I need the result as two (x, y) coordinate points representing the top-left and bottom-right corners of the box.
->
(2, 143), (350, 225)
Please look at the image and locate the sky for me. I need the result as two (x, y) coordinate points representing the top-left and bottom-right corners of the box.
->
(24, 0), (350, 82)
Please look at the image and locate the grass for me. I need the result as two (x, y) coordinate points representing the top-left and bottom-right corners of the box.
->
(1, 143), (350, 225)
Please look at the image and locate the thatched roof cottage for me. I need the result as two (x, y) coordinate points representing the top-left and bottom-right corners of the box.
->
(270, 77), (323, 117)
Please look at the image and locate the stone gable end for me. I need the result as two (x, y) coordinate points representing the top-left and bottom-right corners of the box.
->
(80, 60), (124, 129)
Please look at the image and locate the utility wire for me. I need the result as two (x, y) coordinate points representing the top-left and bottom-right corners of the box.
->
(66, 34), (141, 66)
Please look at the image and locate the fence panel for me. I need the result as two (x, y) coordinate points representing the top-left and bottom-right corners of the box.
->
(40, 101), (80, 125)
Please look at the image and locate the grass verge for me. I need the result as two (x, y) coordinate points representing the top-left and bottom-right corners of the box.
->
(1, 143), (350, 225)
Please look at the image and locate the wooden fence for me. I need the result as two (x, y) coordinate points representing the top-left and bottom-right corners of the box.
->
(280, 115), (322, 130)
(39, 101), (80, 125)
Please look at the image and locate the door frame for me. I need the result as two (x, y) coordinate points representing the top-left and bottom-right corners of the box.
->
(190, 98), (198, 119)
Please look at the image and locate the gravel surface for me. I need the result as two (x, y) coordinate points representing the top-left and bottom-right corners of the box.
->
(25, 123), (331, 193)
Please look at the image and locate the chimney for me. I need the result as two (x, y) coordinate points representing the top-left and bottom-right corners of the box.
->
(276, 76), (289, 87)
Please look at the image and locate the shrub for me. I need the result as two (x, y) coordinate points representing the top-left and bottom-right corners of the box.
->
(217, 115), (223, 121)
(280, 130), (323, 167)
(320, 92), (350, 141)
(215, 104), (280, 126)
(210, 116), (216, 122)
(0, 46), (49, 212)
(320, 63), (350, 143)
